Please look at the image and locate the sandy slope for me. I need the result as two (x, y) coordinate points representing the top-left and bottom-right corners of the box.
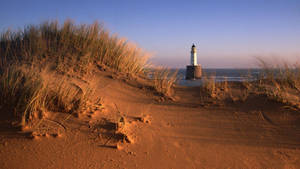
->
(1, 71), (300, 169)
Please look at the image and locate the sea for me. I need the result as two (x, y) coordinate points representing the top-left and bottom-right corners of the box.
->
(175, 68), (262, 87)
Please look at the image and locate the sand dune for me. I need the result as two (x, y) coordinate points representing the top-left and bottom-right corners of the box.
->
(0, 69), (300, 169)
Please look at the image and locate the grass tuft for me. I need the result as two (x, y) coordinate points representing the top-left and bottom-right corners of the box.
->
(0, 20), (151, 127)
(254, 58), (300, 109)
(152, 68), (178, 98)
(0, 65), (96, 127)
(0, 20), (149, 75)
(0, 66), (43, 125)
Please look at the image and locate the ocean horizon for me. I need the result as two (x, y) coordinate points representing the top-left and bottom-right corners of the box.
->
(174, 68), (262, 86)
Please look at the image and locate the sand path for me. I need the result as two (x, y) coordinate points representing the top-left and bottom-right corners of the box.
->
(1, 73), (300, 169)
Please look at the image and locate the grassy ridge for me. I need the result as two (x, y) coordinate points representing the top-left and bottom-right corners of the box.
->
(0, 65), (94, 126)
(255, 59), (300, 108)
(0, 20), (149, 74)
(199, 58), (300, 109)
(0, 20), (151, 127)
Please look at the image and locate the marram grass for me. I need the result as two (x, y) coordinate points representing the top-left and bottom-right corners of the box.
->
(0, 20), (178, 127)
(0, 66), (94, 126)
(0, 20), (149, 75)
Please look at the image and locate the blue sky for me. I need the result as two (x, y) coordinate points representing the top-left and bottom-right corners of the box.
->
(1, 0), (300, 68)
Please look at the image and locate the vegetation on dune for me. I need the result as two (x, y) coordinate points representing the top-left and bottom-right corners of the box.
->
(0, 20), (149, 75)
(199, 58), (300, 109)
(254, 58), (300, 109)
(0, 66), (43, 125)
(0, 20), (177, 127)
(201, 74), (227, 99)
(152, 68), (178, 98)
(1, 19), (298, 130)
(0, 66), (94, 127)
(0, 20), (154, 127)
(200, 75), (234, 104)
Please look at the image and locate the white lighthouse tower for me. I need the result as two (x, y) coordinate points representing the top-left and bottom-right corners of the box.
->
(191, 43), (197, 65)
(186, 43), (202, 79)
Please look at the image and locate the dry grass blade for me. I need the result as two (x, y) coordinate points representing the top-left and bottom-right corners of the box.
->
(0, 19), (152, 127)
(0, 20), (149, 75)
(152, 67), (178, 98)
(0, 65), (97, 127)
(254, 57), (300, 109)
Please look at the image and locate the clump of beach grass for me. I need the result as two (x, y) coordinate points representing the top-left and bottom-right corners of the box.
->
(0, 65), (95, 127)
(254, 58), (300, 109)
(152, 68), (178, 98)
(198, 58), (300, 108)
(200, 74), (229, 101)
(200, 74), (252, 104)
(0, 19), (153, 127)
(0, 19), (149, 75)
(0, 66), (43, 126)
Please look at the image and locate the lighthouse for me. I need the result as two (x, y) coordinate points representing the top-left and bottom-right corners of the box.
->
(191, 44), (197, 65)
(186, 44), (202, 79)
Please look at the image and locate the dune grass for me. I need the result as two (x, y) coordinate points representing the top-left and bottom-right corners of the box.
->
(199, 59), (300, 109)
(0, 20), (149, 75)
(0, 66), (43, 125)
(0, 20), (177, 128)
(254, 58), (300, 109)
(200, 74), (230, 101)
(152, 68), (178, 98)
(0, 20), (152, 127)
(0, 65), (95, 127)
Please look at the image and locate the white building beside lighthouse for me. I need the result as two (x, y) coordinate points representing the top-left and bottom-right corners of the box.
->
(191, 44), (197, 65)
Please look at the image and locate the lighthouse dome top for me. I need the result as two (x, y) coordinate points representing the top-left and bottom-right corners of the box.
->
(191, 44), (196, 53)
